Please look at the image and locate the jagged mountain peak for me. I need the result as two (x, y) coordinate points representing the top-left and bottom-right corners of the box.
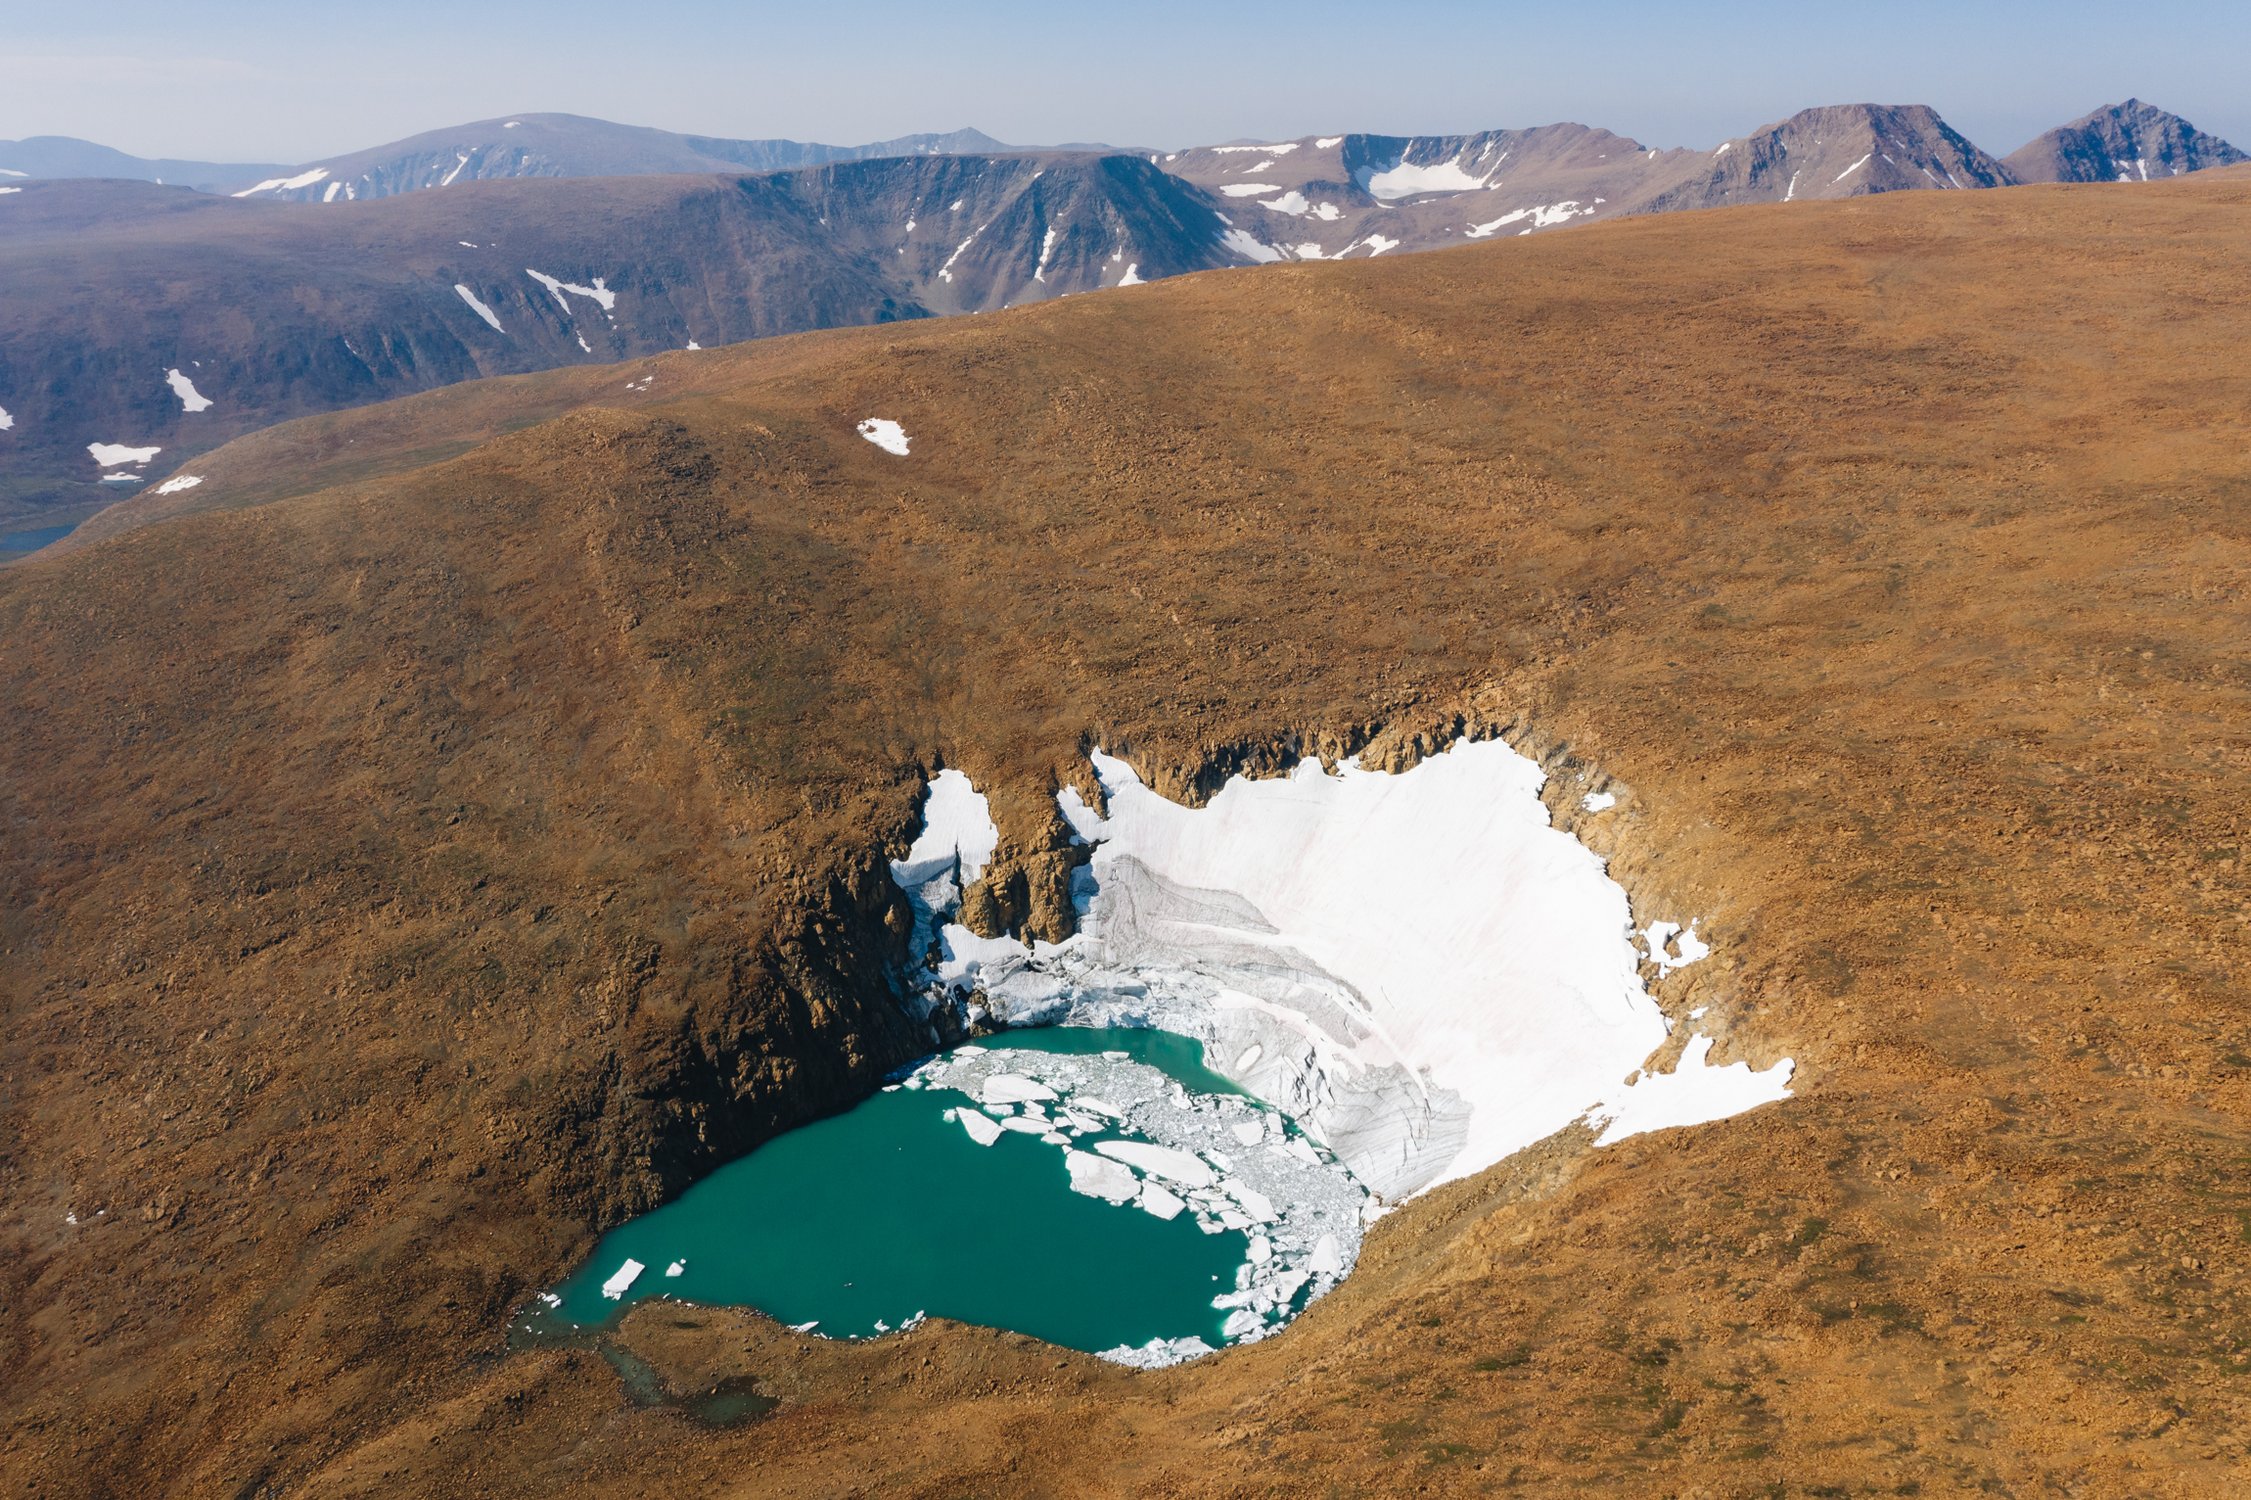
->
(2004, 99), (2247, 184)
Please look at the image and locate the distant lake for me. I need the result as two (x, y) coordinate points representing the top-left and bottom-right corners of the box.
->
(0, 523), (74, 556)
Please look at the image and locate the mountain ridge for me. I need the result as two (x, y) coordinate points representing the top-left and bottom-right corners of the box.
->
(2004, 97), (2248, 183)
(6, 99), (2244, 532)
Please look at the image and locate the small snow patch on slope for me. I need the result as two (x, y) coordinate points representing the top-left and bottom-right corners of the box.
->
(1833, 153), (1872, 185)
(857, 418), (911, 456)
(1220, 182), (1284, 197)
(0, 187), (20, 196)
(1117, 263), (1144, 286)
(938, 223), (985, 283)
(0, 405), (13, 431)
(1219, 225), (1286, 263)
(1465, 201), (1594, 238)
(1315, 136), (1344, 149)
(454, 285), (505, 332)
(232, 168), (329, 198)
(154, 475), (203, 496)
(1361, 157), (1489, 199)
(88, 442), (160, 467)
(440, 152), (471, 187)
(164, 369), (213, 412)
(1033, 225), (1058, 283)
(1590, 1036), (1793, 1147)
(525, 268), (617, 312)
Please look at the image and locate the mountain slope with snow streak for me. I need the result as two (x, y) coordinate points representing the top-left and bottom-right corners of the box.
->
(0, 155), (1232, 523)
(2005, 99), (2249, 184)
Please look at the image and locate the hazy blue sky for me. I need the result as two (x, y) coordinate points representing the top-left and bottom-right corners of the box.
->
(8, 1), (2247, 163)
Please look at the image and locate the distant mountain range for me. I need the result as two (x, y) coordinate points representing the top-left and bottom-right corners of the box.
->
(2, 99), (2242, 528)
(0, 116), (1026, 201)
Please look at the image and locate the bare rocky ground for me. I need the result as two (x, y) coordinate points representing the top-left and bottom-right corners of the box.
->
(4, 170), (2250, 1496)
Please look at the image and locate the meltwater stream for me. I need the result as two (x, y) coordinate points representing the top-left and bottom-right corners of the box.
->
(540, 1027), (1367, 1365)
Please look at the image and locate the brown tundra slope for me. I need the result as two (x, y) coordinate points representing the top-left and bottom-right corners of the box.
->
(4, 169), (2251, 1498)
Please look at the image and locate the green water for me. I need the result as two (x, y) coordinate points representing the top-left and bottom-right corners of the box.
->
(545, 1028), (1253, 1354)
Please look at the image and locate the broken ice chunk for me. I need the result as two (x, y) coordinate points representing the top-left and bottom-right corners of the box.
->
(1094, 1140), (1217, 1188)
(1138, 1182), (1187, 1220)
(981, 1074), (1058, 1105)
(600, 1259), (645, 1299)
(959, 1111), (1004, 1147)
(1064, 1148), (1141, 1204)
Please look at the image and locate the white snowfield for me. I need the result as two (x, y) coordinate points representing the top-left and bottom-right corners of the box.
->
(88, 442), (161, 468)
(892, 737), (1794, 1202)
(1465, 201), (1598, 239)
(164, 369), (213, 412)
(0, 405), (13, 431)
(1220, 182), (1285, 197)
(1219, 227), (1286, 264)
(232, 168), (330, 198)
(1360, 156), (1492, 200)
(856, 418), (911, 456)
(153, 475), (204, 496)
(453, 284), (505, 332)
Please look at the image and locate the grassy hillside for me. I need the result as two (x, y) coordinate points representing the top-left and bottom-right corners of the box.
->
(4, 170), (2249, 1496)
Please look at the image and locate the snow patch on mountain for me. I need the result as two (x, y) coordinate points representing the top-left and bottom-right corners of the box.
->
(525, 268), (617, 313)
(232, 168), (330, 198)
(1360, 157), (1491, 200)
(164, 369), (214, 412)
(454, 285), (506, 332)
(1219, 226), (1286, 264)
(856, 417), (912, 457)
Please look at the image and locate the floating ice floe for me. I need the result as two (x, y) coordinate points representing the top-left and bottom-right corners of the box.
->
(902, 1040), (1366, 1364)
(665, 1259), (686, 1277)
(857, 418), (911, 455)
(890, 735), (1794, 1203)
(600, 1258), (645, 1299)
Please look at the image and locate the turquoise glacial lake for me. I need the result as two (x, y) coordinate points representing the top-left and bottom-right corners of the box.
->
(541, 1028), (1365, 1359)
